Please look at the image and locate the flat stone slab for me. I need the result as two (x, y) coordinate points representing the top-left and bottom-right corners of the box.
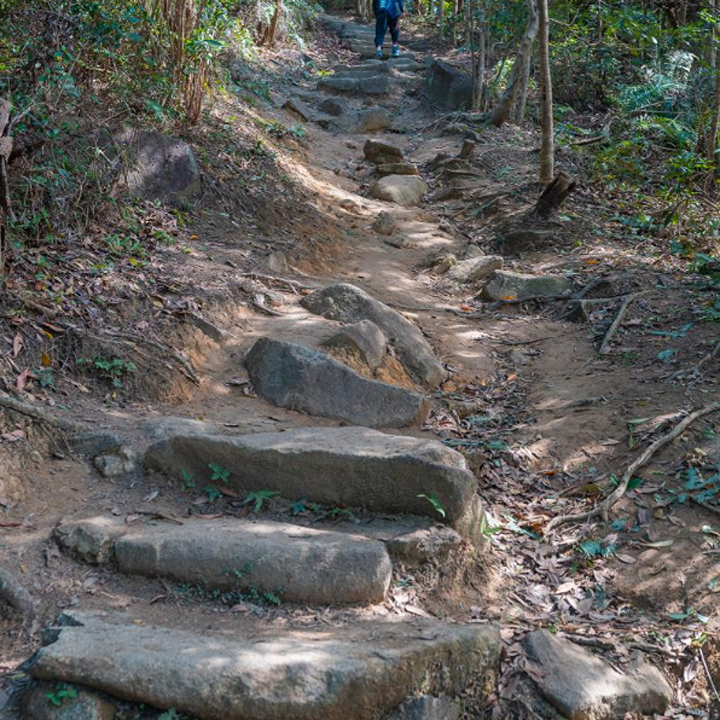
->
(56, 517), (391, 605)
(525, 630), (673, 720)
(480, 270), (572, 301)
(144, 427), (482, 539)
(245, 338), (428, 428)
(32, 612), (501, 720)
(301, 283), (444, 387)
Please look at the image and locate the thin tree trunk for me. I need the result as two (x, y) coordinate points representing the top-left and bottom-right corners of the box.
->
(537, 0), (554, 185)
(437, 0), (444, 37)
(472, 9), (486, 111)
(487, 0), (538, 127)
(513, 55), (531, 123)
(707, 0), (720, 164)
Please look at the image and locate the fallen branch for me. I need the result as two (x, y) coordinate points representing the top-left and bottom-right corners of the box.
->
(0, 566), (37, 625)
(0, 394), (86, 432)
(598, 292), (645, 354)
(545, 401), (720, 532)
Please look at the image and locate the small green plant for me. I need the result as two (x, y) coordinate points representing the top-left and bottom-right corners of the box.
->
(209, 462), (230, 483)
(244, 489), (280, 513)
(418, 494), (446, 518)
(45, 683), (78, 707)
(79, 356), (137, 388)
(180, 469), (196, 490)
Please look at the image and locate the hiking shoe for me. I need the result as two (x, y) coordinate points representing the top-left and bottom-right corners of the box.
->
(391, 46), (400, 57)
(375, 49), (384, 60)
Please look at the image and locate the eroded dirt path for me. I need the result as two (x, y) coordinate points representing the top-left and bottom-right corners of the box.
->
(3, 12), (720, 719)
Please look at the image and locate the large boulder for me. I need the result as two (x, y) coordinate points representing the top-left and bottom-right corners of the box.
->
(424, 60), (473, 110)
(301, 284), (444, 386)
(113, 128), (201, 203)
(244, 338), (428, 428)
(144, 426), (482, 539)
(55, 517), (392, 606)
(480, 270), (573, 301)
(525, 631), (673, 720)
(31, 612), (501, 720)
(370, 175), (428, 207)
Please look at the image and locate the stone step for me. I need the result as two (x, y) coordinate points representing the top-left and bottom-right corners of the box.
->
(144, 426), (483, 542)
(54, 517), (392, 605)
(318, 74), (391, 95)
(245, 337), (428, 428)
(31, 611), (501, 720)
(300, 283), (445, 387)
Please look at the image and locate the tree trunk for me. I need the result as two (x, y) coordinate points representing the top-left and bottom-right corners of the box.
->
(0, 98), (13, 274)
(513, 54), (532, 123)
(472, 9), (486, 111)
(487, 0), (538, 127)
(537, 0), (554, 185)
(707, 1), (720, 164)
(534, 171), (575, 218)
(437, 0), (444, 37)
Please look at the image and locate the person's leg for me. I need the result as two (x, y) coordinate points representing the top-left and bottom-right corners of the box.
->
(375, 10), (388, 53)
(388, 14), (400, 55)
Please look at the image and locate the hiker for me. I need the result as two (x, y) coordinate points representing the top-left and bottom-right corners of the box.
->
(374, 0), (403, 59)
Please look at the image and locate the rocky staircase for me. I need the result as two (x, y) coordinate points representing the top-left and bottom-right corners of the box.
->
(18, 18), (500, 720)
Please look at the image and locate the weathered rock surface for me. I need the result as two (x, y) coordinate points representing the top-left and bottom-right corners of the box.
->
(360, 75), (390, 94)
(319, 97), (348, 116)
(24, 683), (116, 720)
(282, 97), (313, 121)
(376, 162), (419, 177)
(480, 270), (572, 301)
(370, 176), (428, 207)
(32, 612), (501, 720)
(447, 255), (503, 284)
(525, 631), (673, 720)
(323, 319), (388, 370)
(244, 338), (428, 427)
(113, 128), (201, 203)
(333, 62), (391, 76)
(319, 76), (360, 93)
(58, 517), (392, 605)
(68, 432), (123, 459)
(93, 448), (138, 478)
(386, 696), (461, 720)
(144, 427), (482, 538)
(301, 284), (444, 386)
(364, 138), (404, 165)
(183, 311), (233, 343)
(424, 60), (473, 110)
(385, 526), (463, 566)
(54, 516), (130, 564)
(140, 416), (217, 444)
(355, 108), (392, 133)
(372, 210), (396, 236)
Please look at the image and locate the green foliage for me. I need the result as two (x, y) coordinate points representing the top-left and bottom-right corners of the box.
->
(78, 355), (136, 388)
(244, 489), (280, 513)
(45, 683), (78, 707)
(417, 494), (446, 518)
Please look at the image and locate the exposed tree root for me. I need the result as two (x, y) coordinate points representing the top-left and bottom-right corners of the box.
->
(598, 292), (649, 354)
(545, 401), (720, 532)
(0, 394), (86, 432)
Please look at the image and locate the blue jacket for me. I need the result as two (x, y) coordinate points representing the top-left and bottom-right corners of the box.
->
(374, 0), (403, 17)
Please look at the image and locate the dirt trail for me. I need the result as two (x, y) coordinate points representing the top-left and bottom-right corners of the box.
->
(3, 12), (720, 720)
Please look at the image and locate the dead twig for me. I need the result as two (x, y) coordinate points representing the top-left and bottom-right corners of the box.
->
(546, 401), (720, 532)
(670, 340), (720, 385)
(598, 292), (646, 355)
